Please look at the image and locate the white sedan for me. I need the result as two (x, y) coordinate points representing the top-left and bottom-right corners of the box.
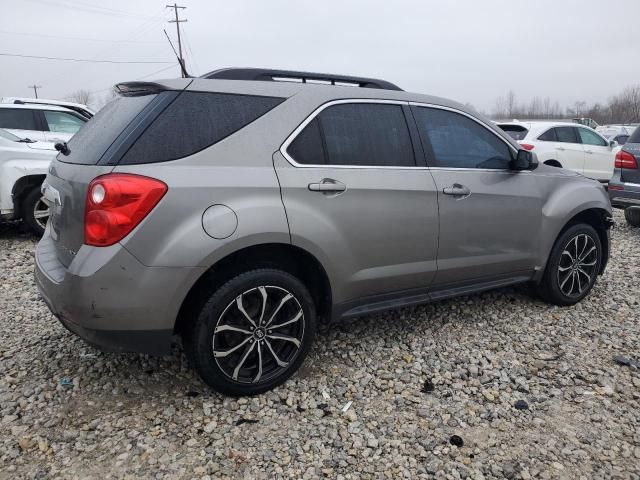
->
(497, 121), (616, 182)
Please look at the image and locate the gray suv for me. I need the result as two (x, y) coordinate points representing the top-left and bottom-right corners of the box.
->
(35, 68), (613, 396)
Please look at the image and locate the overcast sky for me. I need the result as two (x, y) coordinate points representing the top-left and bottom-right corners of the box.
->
(1, 0), (639, 111)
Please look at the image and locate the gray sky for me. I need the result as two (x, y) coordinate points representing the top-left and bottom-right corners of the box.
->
(1, 0), (639, 111)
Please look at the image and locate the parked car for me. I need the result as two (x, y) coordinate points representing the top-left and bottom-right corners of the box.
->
(497, 121), (616, 182)
(35, 68), (613, 396)
(596, 124), (637, 146)
(0, 128), (56, 234)
(609, 126), (640, 226)
(1, 97), (95, 120)
(0, 103), (88, 144)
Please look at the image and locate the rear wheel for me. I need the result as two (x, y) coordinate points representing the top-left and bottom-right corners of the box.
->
(23, 186), (49, 236)
(624, 208), (640, 227)
(184, 269), (316, 396)
(538, 223), (602, 306)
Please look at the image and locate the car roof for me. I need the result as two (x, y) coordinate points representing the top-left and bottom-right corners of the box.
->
(1, 97), (95, 114)
(0, 103), (77, 113)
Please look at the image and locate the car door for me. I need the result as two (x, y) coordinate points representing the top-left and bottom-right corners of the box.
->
(0, 108), (46, 141)
(41, 110), (86, 143)
(577, 127), (614, 181)
(552, 126), (586, 174)
(410, 104), (542, 288)
(274, 100), (440, 307)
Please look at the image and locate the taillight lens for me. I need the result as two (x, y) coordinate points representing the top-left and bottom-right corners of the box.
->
(615, 150), (638, 169)
(84, 173), (167, 247)
(520, 143), (535, 151)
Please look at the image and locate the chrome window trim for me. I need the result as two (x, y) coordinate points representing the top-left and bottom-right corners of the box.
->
(280, 98), (423, 170)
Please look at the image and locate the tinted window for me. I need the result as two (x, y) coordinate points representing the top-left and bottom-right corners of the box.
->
(287, 118), (325, 165)
(538, 128), (557, 141)
(0, 108), (38, 130)
(556, 127), (578, 143)
(61, 94), (157, 165)
(43, 110), (86, 134)
(616, 135), (629, 145)
(498, 124), (528, 141)
(413, 107), (512, 169)
(304, 103), (414, 167)
(578, 128), (607, 146)
(629, 127), (640, 144)
(121, 92), (284, 165)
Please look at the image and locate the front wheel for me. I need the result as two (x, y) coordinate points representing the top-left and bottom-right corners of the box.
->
(538, 223), (602, 306)
(624, 208), (640, 227)
(184, 269), (316, 396)
(23, 186), (49, 236)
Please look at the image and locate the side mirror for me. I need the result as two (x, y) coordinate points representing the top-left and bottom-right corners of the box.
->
(609, 140), (618, 148)
(510, 149), (537, 171)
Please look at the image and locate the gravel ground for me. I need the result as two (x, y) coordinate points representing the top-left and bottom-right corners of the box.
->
(1, 212), (639, 480)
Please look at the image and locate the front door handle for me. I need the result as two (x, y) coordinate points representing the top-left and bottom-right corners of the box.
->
(556, 146), (566, 151)
(443, 183), (471, 197)
(308, 179), (346, 193)
(585, 150), (593, 154)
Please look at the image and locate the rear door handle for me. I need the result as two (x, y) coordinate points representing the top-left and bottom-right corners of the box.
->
(308, 179), (346, 193)
(585, 150), (593, 154)
(555, 146), (566, 151)
(442, 183), (471, 197)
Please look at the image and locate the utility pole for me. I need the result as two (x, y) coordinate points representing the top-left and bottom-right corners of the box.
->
(166, 3), (187, 78)
(28, 84), (42, 98)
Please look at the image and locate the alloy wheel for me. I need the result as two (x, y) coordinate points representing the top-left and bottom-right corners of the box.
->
(556, 233), (598, 298)
(212, 286), (305, 384)
(33, 196), (50, 231)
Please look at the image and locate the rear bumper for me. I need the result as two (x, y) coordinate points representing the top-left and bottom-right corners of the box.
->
(608, 173), (640, 209)
(35, 227), (204, 355)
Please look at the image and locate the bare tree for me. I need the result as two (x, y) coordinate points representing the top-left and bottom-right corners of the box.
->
(506, 90), (517, 118)
(66, 89), (93, 107)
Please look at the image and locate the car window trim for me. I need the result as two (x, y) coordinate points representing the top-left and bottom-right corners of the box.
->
(409, 102), (520, 172)
(280, 99), (424, 170)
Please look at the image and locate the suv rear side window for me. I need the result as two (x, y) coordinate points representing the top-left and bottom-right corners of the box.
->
(555, 126), (579, 143)
(0, 108), (38, 130)
(287, 103), (415, 167)
(538, 128), (557, 141)
(120, 92), (284, 165)
(412, 106), (512, 169)
(498, 124), (528, 141)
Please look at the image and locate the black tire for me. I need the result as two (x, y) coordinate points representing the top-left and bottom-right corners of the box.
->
(22, 186), (49, 236)
(538, 223), (602, 306)
(624, 208), (640, 227)
(183, 269), (316, 396)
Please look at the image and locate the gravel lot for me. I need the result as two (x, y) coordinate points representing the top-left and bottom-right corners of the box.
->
(1, 212), (639, 479)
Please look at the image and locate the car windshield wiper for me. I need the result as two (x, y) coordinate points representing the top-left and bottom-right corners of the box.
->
(16, 137), (36, 143)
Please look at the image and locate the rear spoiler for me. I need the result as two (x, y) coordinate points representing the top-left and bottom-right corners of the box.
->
(114, 82), (169, 97)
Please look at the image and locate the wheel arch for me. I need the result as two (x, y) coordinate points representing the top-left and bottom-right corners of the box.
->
(11, 174), (46, 217)
(174, 243), (333, 336)
(543, 159), (563, 168)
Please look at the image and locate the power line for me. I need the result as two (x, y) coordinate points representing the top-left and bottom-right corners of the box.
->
(0, 29), (163, 44)
(0, 52), (173, 64)
(28, 85), (42, 98)
(166, 3), (187, 78)
(25, 0), (163, 20)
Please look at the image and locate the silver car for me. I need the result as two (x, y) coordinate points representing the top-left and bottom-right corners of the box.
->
(35, 68), (613, 396)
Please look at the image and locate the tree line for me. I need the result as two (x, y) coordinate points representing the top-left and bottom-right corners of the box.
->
(491, 84), (640, 124)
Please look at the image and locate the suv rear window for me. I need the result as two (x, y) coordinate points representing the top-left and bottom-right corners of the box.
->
(120, 92), (284, 165)
(628, 127), (640, 144)
(498, 124), (528, 141)
(61, 94), (157, 165)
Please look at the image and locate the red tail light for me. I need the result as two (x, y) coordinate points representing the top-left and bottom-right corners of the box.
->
(520, 143), (535, 151)
(84, 174), (167, 247)
(615, 150), (638, 169)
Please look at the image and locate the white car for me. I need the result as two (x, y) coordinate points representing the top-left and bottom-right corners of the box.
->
(0, 129), (56, 234)
(1, 97), (95, 120)
(497, 121), (616, 182)
(0, 103), (88, 144)
(596, 124), (637, 146)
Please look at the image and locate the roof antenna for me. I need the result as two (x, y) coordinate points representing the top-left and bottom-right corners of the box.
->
(163, 29), (190, 78)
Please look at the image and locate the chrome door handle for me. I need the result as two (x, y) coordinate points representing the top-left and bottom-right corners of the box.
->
(556, 147), (566, 151)
(308, 179), (346, 193)
(585, 150), (593, 154)
(442, 183), (471, 197)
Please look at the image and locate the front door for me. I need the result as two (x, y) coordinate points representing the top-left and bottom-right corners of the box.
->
(274, 100), (440, 306)
(577, 127), (615, 181)
(410, 104), (542, 287)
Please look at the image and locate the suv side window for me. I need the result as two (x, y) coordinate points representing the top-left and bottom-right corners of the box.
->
(0, 108), (38, 130)
(43, 110), (86, 134)
(555, 126), (579, 143)
(538, 128), (557, 141)
(287, 103), (415, 167)
(577, 128), (607, 147)
(616, 135), (629, 145)
(412, 106), (512, 169)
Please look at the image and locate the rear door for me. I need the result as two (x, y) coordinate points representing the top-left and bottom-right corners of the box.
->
(577, 127), (614, 181)
(552, 126), (586, 174)
(410, 104), (541, 287)
(274, 100), (439, 306)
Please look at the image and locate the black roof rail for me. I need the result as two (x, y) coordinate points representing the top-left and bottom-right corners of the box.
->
(201, 68), (403, 91)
